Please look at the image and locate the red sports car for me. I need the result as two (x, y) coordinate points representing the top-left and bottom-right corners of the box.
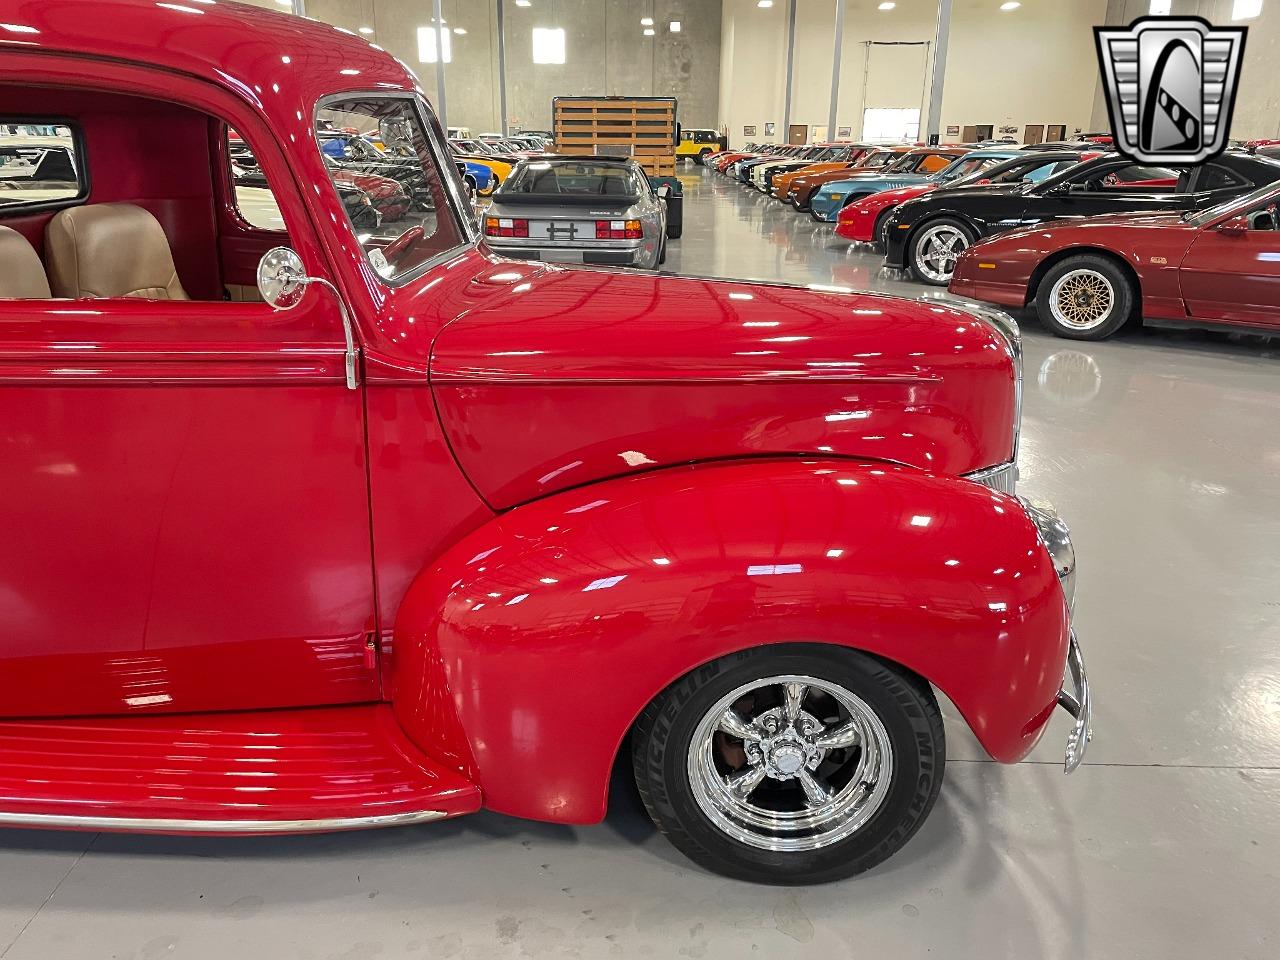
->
(950, 180), (1280, 339)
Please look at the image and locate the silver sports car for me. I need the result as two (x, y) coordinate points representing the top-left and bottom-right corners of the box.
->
(482, 156), (668, 269)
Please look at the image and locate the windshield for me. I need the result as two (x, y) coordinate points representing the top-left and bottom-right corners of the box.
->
(317, 96), (466, 283)
(884, 152), (926, 173)
(935, 155), (1002, 182)
(501, 160), (645, 197)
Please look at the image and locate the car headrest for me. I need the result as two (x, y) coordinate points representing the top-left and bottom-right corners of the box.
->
(46, 203), (188, 300)
(0, 224), (52, 299)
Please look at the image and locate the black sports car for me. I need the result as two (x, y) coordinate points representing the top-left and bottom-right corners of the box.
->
(884, 151), (1280, 285)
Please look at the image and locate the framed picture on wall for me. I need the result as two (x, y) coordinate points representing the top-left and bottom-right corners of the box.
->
(946, 125), (960, 136)
(744, 125), (757, 136)
(837, 126), (851, 138)
(764, 122), (776, 137)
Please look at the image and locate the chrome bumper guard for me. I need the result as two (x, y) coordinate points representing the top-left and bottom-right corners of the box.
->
(1056, 630), (1092, 773)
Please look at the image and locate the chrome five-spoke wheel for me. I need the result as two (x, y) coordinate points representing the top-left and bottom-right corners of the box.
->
(631, 645), (945, 884)
(688, 675), (893, 851)
(910, 219), (973, 285)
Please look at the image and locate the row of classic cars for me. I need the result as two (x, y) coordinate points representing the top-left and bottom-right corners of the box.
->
(706, 137), (1280, 340)
(0, 0), (1087, 886)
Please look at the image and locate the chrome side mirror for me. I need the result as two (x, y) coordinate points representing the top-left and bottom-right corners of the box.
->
(257, 246), (308, 310)
(256, 246), (360, 390)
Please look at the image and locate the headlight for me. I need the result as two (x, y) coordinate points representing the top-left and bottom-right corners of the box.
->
(1021, 498), (1077, 610)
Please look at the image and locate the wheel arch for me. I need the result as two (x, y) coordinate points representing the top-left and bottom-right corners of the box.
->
(390, 458), (1070, 825)
(1026, 246), (1143, 315)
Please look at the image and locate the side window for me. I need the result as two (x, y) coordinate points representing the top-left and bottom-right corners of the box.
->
(317, 96), (465, 283)
(1090, 163), (1179, 190)
(227, 129), (289, 233)
(0, 121), (86, 212)
(1196, 164), (1247, 192)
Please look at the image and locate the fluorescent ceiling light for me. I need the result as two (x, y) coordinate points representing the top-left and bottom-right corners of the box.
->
(515, 0), (531, 6)
(999, 1), (1020, 8)
(643, 27), (655, 35)
(878, 1), (896, 8)
(641, 17), (653, 25)
(1232, 0), (1263, 19)
(275, 0), (291, 6)
(358, 25), (373, 34)
(669, 20), (681, 31)
(417, 25), (451, 63)
(757, 0), (773, 7)
(532, 26), (565, 64)
(1149, 0), (1171, 12)
(454, 26), (467, 34)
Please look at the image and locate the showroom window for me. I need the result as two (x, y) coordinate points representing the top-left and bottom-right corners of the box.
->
(316, 96), (466, 284)
(0, 121), (86, 212)
(532, 27), (566, 65)
(862, 108), (920, 144)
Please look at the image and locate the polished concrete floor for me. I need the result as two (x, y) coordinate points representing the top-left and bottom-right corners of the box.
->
(3, 168), (1278, 960)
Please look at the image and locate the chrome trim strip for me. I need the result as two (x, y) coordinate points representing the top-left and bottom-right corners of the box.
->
(0, 808), (450, 834)
(964, 459), (1017, 495)
(1056, 630), (1091, 774)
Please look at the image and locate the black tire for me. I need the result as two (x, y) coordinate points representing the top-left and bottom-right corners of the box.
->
(907, 216), (976, 286)
(698, 147), (712, 164)
(872, 207), (895, 246)
(631, 644), (945, 885)
(665, 194), (683, 239)
(1035, 254), (1136, 341)
(657, 237), (667, 267)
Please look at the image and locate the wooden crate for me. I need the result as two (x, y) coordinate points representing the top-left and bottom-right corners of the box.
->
(551, 96), (677, 172)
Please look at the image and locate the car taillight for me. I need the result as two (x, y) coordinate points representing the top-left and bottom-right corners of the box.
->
(595, 219), (642, 240)
(484, 217), (529, 238)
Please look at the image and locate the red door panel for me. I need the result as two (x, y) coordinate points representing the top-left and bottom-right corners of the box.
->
(1180, 225), (1280, 327)
(0, 298), (379, 718)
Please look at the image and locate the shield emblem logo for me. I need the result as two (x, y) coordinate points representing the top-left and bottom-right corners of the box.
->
(1095, 17), (1246, 164)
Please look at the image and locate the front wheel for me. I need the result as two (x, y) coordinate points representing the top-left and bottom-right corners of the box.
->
(1035, 254), (1136, 340)
(908, 217), (975, 285)
(632, 645), (944, 885)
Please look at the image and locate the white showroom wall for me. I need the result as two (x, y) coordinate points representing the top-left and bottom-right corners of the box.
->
(939, 0), (1109, 142)
(720, 0), (1109, 145)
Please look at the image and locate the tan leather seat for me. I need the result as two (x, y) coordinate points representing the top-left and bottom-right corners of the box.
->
(0, 225), (52, 298)
(46, 203), (188, 300)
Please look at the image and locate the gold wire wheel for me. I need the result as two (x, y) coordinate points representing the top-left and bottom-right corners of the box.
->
(1049, 268), (1116, 330)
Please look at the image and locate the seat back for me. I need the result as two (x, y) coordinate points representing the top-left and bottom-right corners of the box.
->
(0, 224), (52, 298)
(46, 203), (188, 300)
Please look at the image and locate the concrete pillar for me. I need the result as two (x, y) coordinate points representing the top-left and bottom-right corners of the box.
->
(925, 0), (951, 141)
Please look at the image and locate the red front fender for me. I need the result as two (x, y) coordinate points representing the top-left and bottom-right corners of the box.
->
(392, 459), (1069, 824)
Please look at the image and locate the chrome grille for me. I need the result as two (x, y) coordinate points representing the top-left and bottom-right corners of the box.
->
(965, 460), (1018, 495)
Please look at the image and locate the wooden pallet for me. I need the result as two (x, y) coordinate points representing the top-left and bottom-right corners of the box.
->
(551, 96), (677, 175)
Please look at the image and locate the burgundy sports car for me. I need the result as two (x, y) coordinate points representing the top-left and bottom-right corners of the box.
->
(950, 178), (1280, 340)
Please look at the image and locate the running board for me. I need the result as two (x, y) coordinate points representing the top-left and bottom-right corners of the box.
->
(0, 704), (480, 834)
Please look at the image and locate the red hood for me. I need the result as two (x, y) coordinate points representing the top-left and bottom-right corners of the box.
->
(870, 183), (935, 204)
(429, 264), (1018, 509)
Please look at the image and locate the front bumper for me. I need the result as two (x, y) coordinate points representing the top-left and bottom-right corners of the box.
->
(1021, 498), (1092, 773)
(810, 194), (842, 221)
(1057, 631), (1092, 773)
